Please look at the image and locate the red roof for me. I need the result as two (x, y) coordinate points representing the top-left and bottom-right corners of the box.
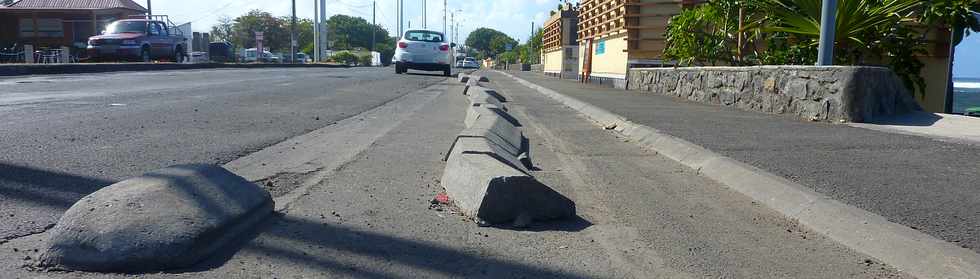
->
(1, 0), (148, 12)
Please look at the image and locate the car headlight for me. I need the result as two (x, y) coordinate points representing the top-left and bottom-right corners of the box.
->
(121, 40), (137, 45)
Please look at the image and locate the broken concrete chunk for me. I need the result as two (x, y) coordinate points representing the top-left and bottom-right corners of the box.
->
(37, 164), (273, 272)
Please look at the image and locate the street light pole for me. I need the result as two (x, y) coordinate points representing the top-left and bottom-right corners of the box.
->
(319, 0), (326, 60)
(291, 0), (296, 63)
(397, 0), (402, 36)
(816, 0), (836, 65)
(371, 1), (376, 52)
(146, 0), (152, 16)
(443, 0), (447, 34)
(422, 0), (426, 29)
(313, 0), (318, 62)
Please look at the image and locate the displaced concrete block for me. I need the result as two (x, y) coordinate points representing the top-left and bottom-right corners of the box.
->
(37, 164), (274, 272)
(475, 75), (490, 82)
(458, 74), (470, 83)
(442, 137), (575, 224)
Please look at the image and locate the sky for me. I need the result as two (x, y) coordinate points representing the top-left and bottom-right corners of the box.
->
(142, 0), (563, 44)
(145, 1), (980, 78)
(954, 28), (980, 80)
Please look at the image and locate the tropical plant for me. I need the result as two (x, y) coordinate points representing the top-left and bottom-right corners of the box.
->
(919, 0), (980, 46)
(760, 0), (927, 94)
(664, 0), (765, 66)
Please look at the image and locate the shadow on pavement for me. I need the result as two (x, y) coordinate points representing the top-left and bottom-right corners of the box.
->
(405, 72), (451, 77)
(489, 215), (593, 233)
(238, 214), (592, 278)
(0, 162), (116, 208)
(868, 111), (942, 126)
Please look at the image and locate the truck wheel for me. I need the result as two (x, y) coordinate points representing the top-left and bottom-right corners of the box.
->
(141, 48), (151, 63)
(443, 67), (451, 77)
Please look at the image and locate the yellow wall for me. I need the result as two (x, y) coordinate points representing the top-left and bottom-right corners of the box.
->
(579, 32), (630, 78)
(543, 49), (564, 73)
(917, 56), (951, 113)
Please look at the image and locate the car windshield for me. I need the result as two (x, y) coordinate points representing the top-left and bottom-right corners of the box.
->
(105, 21), (147, 34)
(404, 31), (443, 42)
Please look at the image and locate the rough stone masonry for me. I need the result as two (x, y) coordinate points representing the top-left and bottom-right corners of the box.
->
(626, 66), (921, 123)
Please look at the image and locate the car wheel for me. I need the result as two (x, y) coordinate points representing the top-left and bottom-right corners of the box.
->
(141, 47), (151, 63)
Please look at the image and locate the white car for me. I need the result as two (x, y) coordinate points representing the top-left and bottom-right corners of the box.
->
(393, 29), (455, 76)
(462, 57), (480, 69)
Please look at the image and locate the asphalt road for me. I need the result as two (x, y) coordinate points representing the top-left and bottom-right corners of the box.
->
(0, 70), (909, 278)
(502, 70), (980, 254)
(0, 67), (449, 241)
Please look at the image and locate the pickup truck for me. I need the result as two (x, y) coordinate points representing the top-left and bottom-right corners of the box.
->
(87, 19), (188, 62)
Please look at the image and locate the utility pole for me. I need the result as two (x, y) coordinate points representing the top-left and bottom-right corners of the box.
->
(422, 0), (426, 29)
(146, 0), (152, 16)
(290, 0), (297, 63)
(816, 0), (836, 65)
(371, 1), (376, 52)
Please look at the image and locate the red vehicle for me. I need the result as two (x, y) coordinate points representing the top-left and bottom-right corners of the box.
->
(86, 17), (188, 62)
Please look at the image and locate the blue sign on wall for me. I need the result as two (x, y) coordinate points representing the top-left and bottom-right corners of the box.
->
(595, 40), (605, 55)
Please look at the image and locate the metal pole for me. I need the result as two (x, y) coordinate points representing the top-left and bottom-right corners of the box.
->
(291, 0), (297, 63)
(315, 0), (321, 61)
(146, 0), (152, 16)
(397, 0), (402, 36)
(422, 0), (426, 29)
(319, 0), (326, 59)
(816, 0), (836, 66)
(371, 1), (376, 52)
(443, 0), (447, 34)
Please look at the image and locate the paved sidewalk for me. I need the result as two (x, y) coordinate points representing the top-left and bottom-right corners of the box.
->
(495, 70), (980, 254)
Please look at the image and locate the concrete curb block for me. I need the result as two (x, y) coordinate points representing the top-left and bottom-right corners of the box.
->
(442, 137), (574, 224)
(441, 80), (575, 225)
(458, 74), (471, 83)
(468, 86), (507, 110)
(497, 70), (980, 279)
(36, 164), (274, 272)
(0, 63), (350, 77)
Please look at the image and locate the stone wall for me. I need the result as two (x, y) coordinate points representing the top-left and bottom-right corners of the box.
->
(626, 66), (922, 123)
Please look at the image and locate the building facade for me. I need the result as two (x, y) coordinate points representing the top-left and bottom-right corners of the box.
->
(0, 0), (147, 50)
(576, 0), (700, 88)
(541, 3), (579, 80)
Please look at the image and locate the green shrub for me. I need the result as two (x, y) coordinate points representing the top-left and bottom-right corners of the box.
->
(331, 51), (359, 65)
(358, 53), (373, 66)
